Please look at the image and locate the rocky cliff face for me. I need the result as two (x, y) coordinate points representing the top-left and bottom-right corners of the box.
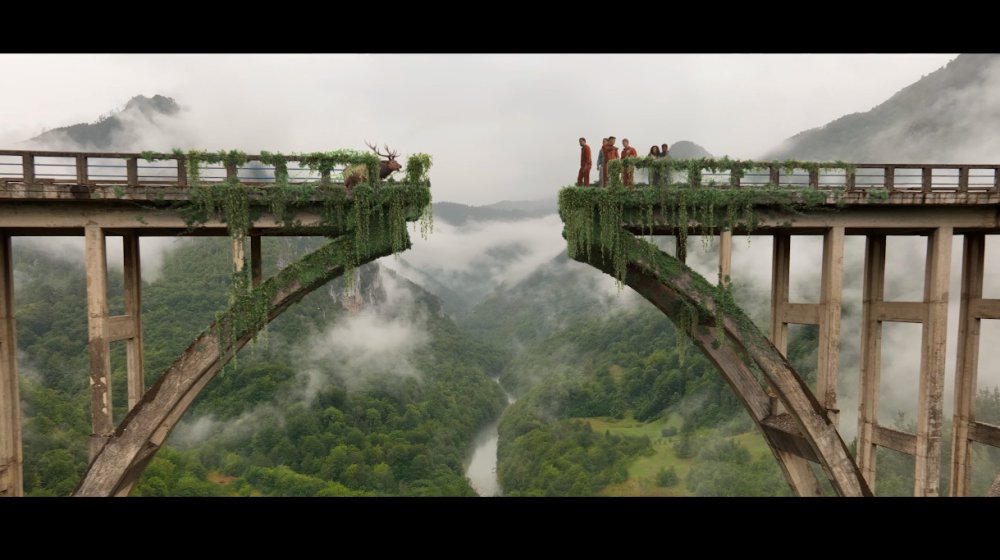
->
(328, 262), (387, 313)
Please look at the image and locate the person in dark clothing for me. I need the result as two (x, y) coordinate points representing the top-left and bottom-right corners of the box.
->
(648, 145), (661, 185)
(659, 143), (671, 183)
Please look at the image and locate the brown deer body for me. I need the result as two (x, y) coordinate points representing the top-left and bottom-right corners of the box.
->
(344, 142), (402, 189)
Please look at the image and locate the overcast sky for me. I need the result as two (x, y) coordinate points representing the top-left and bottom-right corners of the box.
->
(0, 54), (957, 204)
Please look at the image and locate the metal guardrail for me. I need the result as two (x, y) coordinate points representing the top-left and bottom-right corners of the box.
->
(2, 150), (1000, 193)
(0, 149), (358, 186)
(628, 162), (1000, 193)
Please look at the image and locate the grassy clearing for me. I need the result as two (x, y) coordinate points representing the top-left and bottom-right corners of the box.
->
(585, 413), (768, 496)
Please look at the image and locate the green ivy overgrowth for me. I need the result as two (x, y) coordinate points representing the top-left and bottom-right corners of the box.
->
(140, 149), (433, 357)
(560, 158), (871, 350)
(214, 223), (404, 367)
(561, 183), (841, 284)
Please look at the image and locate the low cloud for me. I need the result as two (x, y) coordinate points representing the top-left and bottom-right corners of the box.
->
(12, 236), (182, 282)
(388, 213), (566, 308)
(289, 270), (433, 399)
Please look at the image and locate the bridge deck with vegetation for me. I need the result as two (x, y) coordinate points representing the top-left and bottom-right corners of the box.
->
(0, 148), (432, 496)
(0, 149), (432, 236)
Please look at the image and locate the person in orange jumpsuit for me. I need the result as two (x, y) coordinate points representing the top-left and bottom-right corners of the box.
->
(577, 137), (592, 186)
(620, 138), (638, 188)
(602, 136), (619, 186)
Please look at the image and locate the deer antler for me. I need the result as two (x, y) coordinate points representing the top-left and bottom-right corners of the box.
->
(364, 139), (383, 156)
(364, 140), (398, 160)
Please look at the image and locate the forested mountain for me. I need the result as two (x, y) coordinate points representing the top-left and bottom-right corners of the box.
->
(16, 238), (507, 496)
(433, 199), (557, 226)
(463, 247), (798, 496)
(766, 54), (1000, 162)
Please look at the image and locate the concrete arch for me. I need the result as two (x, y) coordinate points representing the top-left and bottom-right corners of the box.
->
(572, 231), (871, 497)
(74, 231), (403, 496)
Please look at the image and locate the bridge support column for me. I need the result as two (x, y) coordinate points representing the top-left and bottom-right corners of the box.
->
(718, 230), (732, 288)
(950, 233), (984, 496)
(766, 233), (824, 495)
(770, 234), (790, 355)
(251, 234), (262, 287)
(769, 234), (790, 415)
(122, 233), (144, 411)
(232, 235), (245, 275)
(858, 229), (953, 496)
(85, 225), (113, 460)
(817, 227), (844, 426)
(915, 226), (951, 496)
(857, 235), (886, 488)
(0, 234), (23, 496)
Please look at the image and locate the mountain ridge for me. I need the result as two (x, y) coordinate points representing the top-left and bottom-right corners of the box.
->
(765, 54), (1000, 162)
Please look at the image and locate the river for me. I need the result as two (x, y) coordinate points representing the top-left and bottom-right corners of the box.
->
(464, 380), (515, 497)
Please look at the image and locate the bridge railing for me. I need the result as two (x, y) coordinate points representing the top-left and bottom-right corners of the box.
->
(621, 159), (1000, 193)
(0, 150), (365, 186)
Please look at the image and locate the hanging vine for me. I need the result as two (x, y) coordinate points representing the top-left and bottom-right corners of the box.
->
(140, 148), (433, 357)
(560, 158), (868, 348)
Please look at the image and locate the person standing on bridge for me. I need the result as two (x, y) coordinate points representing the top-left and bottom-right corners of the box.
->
(602, 136), (619, 186)
(621, 138), (638, 188)
(577, 137), (592, 186)
(659, 143), (671, 184)
(596, 138), (607, 186)
(649, 145), (662, 185)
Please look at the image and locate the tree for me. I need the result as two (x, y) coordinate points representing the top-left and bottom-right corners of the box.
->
(655, 466), (679, 487)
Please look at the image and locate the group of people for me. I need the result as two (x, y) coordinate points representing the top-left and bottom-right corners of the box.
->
(576, 137), (671, 188)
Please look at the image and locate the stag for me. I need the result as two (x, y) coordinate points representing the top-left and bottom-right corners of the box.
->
(343, 141), (403, 189)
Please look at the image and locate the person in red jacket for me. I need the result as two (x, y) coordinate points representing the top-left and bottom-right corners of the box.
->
(602, 136), (619, 186)
(577, 137), (592, 186)
(621, 138), (638, 188)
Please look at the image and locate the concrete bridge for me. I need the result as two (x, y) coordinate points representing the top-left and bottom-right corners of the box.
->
(0, 149), (431, 496)
(561, 159), (1000, 496)
(4, 150), (1000, 497)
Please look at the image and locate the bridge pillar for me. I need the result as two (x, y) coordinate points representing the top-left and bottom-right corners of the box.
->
(0, 234), (23, 496)
(766, 233), (825, 495)
(857, 229), (953, 496)
(950, 233), (984, 496)
(122, 233), (144, 411)
(817, 227), (844, 426)
(770, 229), (843, 426)
(85, 225), (114, 460)
(770, 235), (791, 355)
(915, 226), (951, 496)
(232, 235), (245, 275)
(251, 234), (262, 287)
(718, 230), (732, 288)
(769, 234), (790, 414)
(857, 235), (886, 488)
